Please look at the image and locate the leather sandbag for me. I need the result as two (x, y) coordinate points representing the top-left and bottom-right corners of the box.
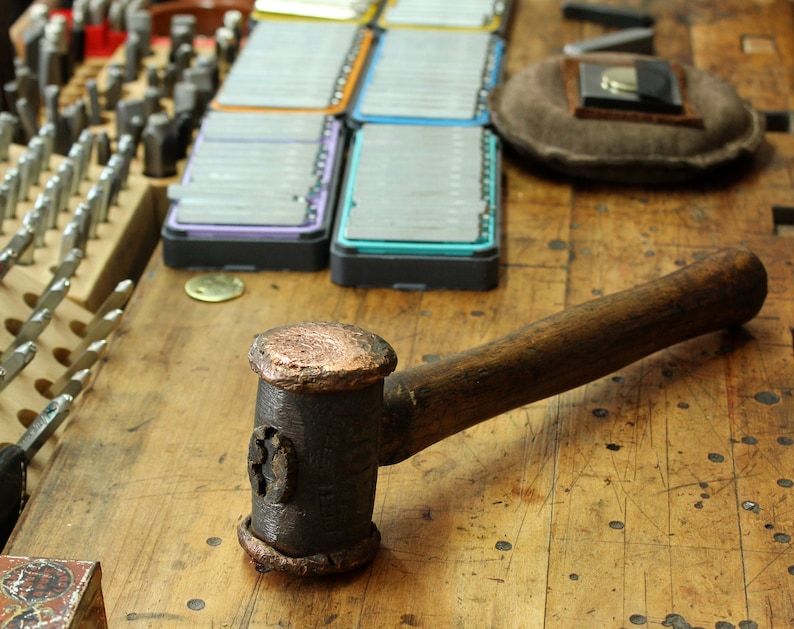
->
(488, 53), (766, 184)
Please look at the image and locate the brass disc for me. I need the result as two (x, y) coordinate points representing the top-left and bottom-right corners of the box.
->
(601, 66), (638, 94)
(185, 273), (245, 303)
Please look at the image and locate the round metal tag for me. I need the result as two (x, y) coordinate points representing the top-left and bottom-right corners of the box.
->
(185, 273), (245, 303)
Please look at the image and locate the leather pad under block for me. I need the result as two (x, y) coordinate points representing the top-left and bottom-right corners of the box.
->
(488, 52), (766, 184)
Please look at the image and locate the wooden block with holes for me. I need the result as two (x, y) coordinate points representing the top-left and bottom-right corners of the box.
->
(2, 144), (156, 312)
(0, 271), (97, 488)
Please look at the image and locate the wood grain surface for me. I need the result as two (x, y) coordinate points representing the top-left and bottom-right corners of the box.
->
(5, 0), (794, 627)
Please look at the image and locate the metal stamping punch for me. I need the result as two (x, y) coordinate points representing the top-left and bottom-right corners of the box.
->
(0, 342), (37, 393)
(1, 310), (52, 362)
(561, 1), (654, 27)
(3, 169), (20, 219)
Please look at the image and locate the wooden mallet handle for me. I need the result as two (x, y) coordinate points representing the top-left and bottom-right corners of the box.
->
(380, 248), (767, 465)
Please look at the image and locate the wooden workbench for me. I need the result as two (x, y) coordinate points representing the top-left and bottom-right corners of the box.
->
(5, 0), (794, 626)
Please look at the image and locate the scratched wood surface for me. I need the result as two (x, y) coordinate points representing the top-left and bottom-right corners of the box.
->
(5, 0), (794, 627)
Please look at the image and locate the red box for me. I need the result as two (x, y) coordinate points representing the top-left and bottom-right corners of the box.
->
(0, 556), (108, 628)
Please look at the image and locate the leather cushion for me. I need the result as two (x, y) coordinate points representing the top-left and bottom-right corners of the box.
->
(488, 53), (766, 184)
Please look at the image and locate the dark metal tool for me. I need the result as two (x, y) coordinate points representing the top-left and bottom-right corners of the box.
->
(36, 125), (55, 169)
(95, 129), (111, 166)
(104, 65), (124, 111)
(15, 98), (38, 142)
(88, 0), (110, 26)
(108, 0), (126, 31)
(143, 87), (163, 123)
(162, 63), (176, 99)
(128, 11), (152, 58)
(146, 66), (159, 90)
(16, 154), (34, 202)
(2, 168), (21, 220)
(49, 340), (105, 397)
(1, 225), (34, 273)
(3, 81), (19, 116)
(113, 135), (135, 185)
(183, 66), (213, 115)
(125, 32), (142, 83)
(71, 4), (86, 64)
(142, 112), (178, 178)
(63, 99), (88, 147)
(21, 4), (48, 79)
(68, 309), (122, 363)
(71, 202), (91, 252)
(45, 248), (83, 291)
(86, 79), (103, 126)
(44, 85), (70, 155)
(215, 26), (237, 77)
(174, 42), (193, 82)
(170, 14), (196, 63)
(561, 1), (655, 27)
(0, 112), (16, 160)
(38, 27), (62, 92)
(77, 129), (95, 177)
(43, 177), (62, 227)
(88, 279), (133, 327)
(0, 184), (9, 225)
(0, 371), (89, 547)
(173, 81), (198, 126)
(224, 9), (244, 42)
(2, 308), (51, 359)
(238, 248), (768, 575)
(17, 66), (40, 123)
(115, 99), (145, 145)
(56, 158), (75, 201)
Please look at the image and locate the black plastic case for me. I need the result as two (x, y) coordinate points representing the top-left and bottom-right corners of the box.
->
(329, 124), (502, 291)
(162, 113), (347, 272)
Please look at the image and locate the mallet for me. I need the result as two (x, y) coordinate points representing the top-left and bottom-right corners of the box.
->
(238, 248), (767, 575)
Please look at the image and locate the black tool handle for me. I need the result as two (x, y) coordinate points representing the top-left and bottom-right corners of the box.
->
(561, 2), (655, 27)
(0, 444), (26, 548)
